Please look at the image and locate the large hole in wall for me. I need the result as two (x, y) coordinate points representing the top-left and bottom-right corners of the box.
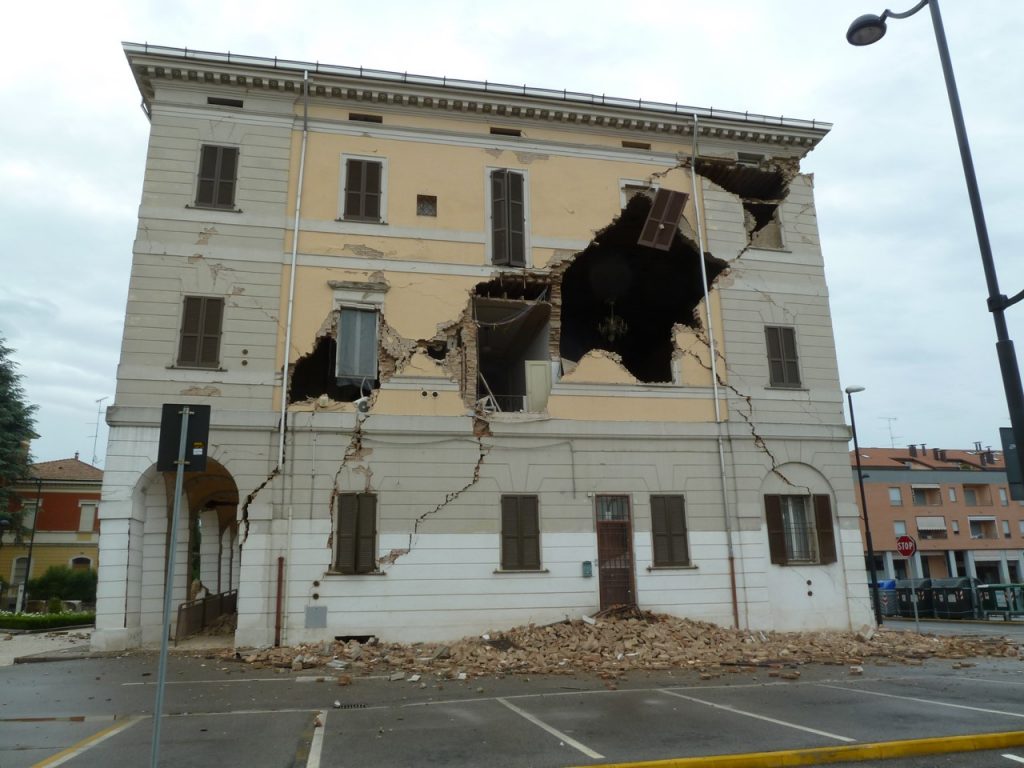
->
(695, 157), (791, 248)
(559, 194), (727, 383)
(288, 333), (380, 403)
(473, 297), (551, 412)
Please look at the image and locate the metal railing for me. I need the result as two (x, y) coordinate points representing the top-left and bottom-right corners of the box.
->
(174, 589), (237, 643)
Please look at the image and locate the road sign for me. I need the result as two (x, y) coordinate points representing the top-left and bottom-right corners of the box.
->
(896, 535), (917, 558)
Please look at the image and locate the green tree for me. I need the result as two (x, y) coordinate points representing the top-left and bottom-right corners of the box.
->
(0, 336), (37, 547)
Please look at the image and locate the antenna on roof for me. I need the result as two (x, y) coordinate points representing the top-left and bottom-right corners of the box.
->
(90, 397), (108, 466)
(878, 416), (900, 448)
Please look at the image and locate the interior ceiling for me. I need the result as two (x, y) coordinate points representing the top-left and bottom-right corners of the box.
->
(695, 158), (787, 200)
(475, 298), (550, 358)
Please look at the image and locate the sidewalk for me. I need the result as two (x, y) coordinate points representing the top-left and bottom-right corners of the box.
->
(0, 628), (93, 666)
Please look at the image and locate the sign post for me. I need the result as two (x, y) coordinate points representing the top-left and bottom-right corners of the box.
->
(896, 535), (920, 633)
(151, 404), (210, 768)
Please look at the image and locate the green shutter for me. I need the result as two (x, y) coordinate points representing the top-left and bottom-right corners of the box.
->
(500, 495), (519, 569)
(355, 494), (377, 574)
(178, 297), (202, 365)
(507, 171), (525, 267)
(198, 298), (223, 366)
(491, 170), (510, 265)
(814, 495), (837, 565)
(651, 496), (671, 566)
(765, 495), (788, 565)
(666, 495), (689, 566)
(520, 496), (540, 570)
(336, 494), (358, 574)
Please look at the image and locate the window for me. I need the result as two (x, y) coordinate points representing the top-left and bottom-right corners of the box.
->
(964, 487), (977, 506)
(334, 493), (376, 574)
(1000, 488), (1009, 506)
(1003, 520), (1012, 538)
(70, 556), (91, 572)
(911, 486), (941, 506)
(336, 307), (379, 386)
(177, 296), (224, 368)
(342, 157), (385, 222)
(968, 516), (998, 539)
(948, 487), (957, 503)
(78, 502), (97, 533)
(952, 520), (960, 534)
(888, 487), (903, 506)
(620, 182), (655, 209)
(416, 195), (437, 217)
(1019, 520), (1024, 536)
(20, 501), (37, 531)
(490, 169), (526, 267)
(765, 495), (836, 565)
(764, 327), (800, 388)
(650, 495), (689, 566)
(916, 516), (947, 539)
(500, 495), (540, 570)
(963, 484), (991, 506)
(195, 145), (238, 208)
(894, 520), (907, 536)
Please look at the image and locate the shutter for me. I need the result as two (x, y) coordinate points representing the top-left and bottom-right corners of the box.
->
(216, 148), (238, 207)
(667, 496), (689, 566)
(638, 189), (688, 250)
(814, 495), (837, 565)
(345, 159), (364, 219)
(765, 495), (788, 565)
(507, 171), (525, 267)
(780, 328), (800, 386)
(765, 327), (784, 386)
(178, 297), (202, 365)
(500, 496), (520, 569)
(650, 496), (670, 566)
(336, 494), (358, 573)
(364, 160), (381, 221)
(491, 170), (509, 265)
(520, 496), (540, 570)
(198, 298), (223, 366)
(355, 494), (377, 574)
(197, 146), (218, 205)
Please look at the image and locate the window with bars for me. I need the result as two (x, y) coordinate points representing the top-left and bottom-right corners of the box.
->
(177, 296), (224, 368)
(500, 495), (540, 570)
(343, 158), (385, 222)
(765, 494), (836, 565)
(764, 326), (801, 388)
(650, 495), (689, 567)
(334, 493), (377, 574)
(195, 145), (238, 209)
(490, 169), (526, 267)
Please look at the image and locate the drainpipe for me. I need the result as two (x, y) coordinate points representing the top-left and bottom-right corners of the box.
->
(277, 71), (310, 646)
(689, 114), (741, 629)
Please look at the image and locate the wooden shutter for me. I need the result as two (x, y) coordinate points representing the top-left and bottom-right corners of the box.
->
(765, 495), (788, 565)
(520, 496), (540, 570)
(500, 495), (519, 569)
(652, 495), (688, 566)
(781, 327), (800, 386)
(651, 496), (671, 566)
(177, 297), (223, 368)
(196, 146), (237, 208)
(638, 189), (688, 250)
(507, 171), (525, 267)
(491, 170), (510, 265)
(215, 147), (237, 207)
(336, 494), (358, 574)
(766, 326), (799, 387)
(198, 298), (223, 366)
(814, 494), (837, 565)
(178, 297), (203, 365)
(355, 494), (377, 574)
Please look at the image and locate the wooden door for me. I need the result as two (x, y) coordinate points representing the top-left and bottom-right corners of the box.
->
(596, 495), (634, 609)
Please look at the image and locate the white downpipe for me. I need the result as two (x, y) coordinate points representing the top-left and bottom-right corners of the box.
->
(689, 113), (741, 629)
(279, 70), (310, 645)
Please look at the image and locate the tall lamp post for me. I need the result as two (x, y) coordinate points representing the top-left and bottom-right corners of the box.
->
(847, 1), (1024, 486)
(23, 476), (42, 609)
(846, 385), (883, 625)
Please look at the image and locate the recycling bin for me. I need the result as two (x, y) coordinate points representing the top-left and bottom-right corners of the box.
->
(874, 579), (898, 617)
(931, 577), (979, 619)
(896, 578), (933, 618)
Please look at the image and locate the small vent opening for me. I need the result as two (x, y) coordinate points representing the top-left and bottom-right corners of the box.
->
(208, 97), (244, 108)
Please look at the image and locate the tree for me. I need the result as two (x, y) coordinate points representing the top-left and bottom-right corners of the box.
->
(0, 336), (37, 547)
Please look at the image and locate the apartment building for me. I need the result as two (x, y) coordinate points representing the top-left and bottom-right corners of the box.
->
(93, 42), (871, 650)
(851, 445), (1024, 583)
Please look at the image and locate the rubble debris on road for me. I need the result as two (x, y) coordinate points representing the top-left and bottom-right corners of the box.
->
(219, 609), (1022, 679)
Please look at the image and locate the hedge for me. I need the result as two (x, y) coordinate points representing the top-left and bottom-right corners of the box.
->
(0, 611), (95, 630)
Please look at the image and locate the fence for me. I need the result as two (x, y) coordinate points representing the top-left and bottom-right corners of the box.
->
(174, 589), (237, 643)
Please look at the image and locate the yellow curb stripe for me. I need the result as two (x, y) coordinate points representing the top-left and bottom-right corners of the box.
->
(569, 730), (1024, 768)
(31, 715), (144, 768)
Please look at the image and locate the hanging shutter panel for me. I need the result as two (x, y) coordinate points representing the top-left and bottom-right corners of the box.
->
(814, 494), (837, 565)
(198, 298), (223, 366)
(355, 494), (377, 574)
(507, 171), (525, 267)
(491, 170), (510, 265)
(667, 495), (689, 566)
(336, 494), (358, 573)
(500, 496), (519, 569)
(651, 496), (670, 566)
(765, 495), (788, 565)
(178, 297), (203, 365)
(638, 189), (688, 250)
(520, 496), (540, 570)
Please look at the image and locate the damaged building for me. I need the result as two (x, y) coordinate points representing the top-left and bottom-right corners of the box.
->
(93, 43), (872, 651)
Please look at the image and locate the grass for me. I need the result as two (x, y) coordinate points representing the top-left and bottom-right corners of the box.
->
(0, 611), (95, 630)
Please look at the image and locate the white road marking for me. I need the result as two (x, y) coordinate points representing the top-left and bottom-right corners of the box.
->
(818, 683), (1024, 719)
(659, 689), (854, 743)
(123, 674), (393, 687)
(496, 697), (604, 759)
(1003, 754), (1024, 764)
(307, 710), (327, 768)
(31, 715), (144, 767)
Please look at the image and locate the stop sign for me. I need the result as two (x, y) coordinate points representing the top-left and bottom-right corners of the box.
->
(896, 535), (917, 558)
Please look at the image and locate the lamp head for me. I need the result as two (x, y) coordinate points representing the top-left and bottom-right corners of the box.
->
(845, 385), (866, 395)
(847, 13), (887, 46)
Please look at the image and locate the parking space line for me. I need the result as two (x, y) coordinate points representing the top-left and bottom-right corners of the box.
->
(659, 689), (854, 743)
(496, 697), (604, 759)
(1003, 755), (1024, 764)
(307, 710), (327, 768)
(30, 715), (144, 768)
(818, 683), (1024, 719)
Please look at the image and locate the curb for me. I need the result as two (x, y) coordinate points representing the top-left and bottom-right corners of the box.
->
(573, 730), (1024, 768)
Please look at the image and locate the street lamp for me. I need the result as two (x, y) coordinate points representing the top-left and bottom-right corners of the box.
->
(846, 385), (883, 625)
(847, 0), (1024, 488)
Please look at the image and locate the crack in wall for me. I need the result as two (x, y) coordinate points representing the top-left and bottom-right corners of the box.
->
(239, 468), (279, 544)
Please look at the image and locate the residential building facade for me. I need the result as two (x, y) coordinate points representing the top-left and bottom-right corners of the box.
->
(1, 454), (101, 609)
(94, 42), (871, 650)
(851, 445), (1024, 583)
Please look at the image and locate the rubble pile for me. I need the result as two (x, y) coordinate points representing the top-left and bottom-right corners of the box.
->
(224, 610), (1021, 679)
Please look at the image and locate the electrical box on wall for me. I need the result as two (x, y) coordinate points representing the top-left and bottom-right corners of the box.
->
(582, 561), (593, 578)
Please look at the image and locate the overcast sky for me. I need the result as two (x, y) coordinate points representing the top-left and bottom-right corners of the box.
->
(2, 1), (1022, 465)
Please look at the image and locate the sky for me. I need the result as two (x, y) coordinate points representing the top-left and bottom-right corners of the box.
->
(2, 0), (1023, 465)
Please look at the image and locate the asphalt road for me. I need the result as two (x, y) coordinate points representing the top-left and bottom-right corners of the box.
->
(2, 632), (1024, 767)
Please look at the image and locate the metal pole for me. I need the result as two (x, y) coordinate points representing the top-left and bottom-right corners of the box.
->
(848, 392), (883, 625)
(927, 0), (1024, 482)
(911, 554), (921, 634)
(151, 405), (190, 768)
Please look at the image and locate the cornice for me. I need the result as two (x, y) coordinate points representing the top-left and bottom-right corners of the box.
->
(123, 43), (830, 151)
